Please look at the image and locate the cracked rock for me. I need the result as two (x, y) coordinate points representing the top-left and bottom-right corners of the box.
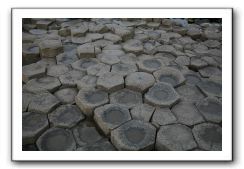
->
(111, 63), (138, 77)
(76, 139), (116, 151)
(97, 72), (124, 92)
(39, 39), (63, 58)
(47, 64), (70, 77)
(77, 75), (97, 90)
(197, 80), (222, 97)
(71, 58), (99, 72)
(22, 44), (40, 65)
(54, 88), (78, 104)
(137, 55), (165, 73)
(122, 39), (143, 55)
(87, 63), (110, 76)
(176, 84), (205, 102)
(22, 62), (46, 83)
(130, 104), (155, 122)
(151, 108), (177, 127)
(59, 70), (85, 87)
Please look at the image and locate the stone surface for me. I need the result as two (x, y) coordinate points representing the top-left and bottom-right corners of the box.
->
(22, 63), (46, 83)
(48, 104), (85, 128)
(47, 64), (70, 77)
(87, 63), (110, 76)
(71, 58), (99, 72)
(145, 82), (180, 107)
(94, 104), (131, 135)
(156, 124), (197, 151)
(22, 44), (40, 65)
(130, 104), (155, 122)
(176, 84), (205, 102)
(197, 80), (222, 97)
(54, 88), (78, 104)
(39, 39), (63, 58)
(153, 67), (185, 87)
(184, 72), (202, 86)
(151, 108), (177, 127)
(77, 43), (96, 58)
(97, 72), (124, 92)
(199, 66), (222, 78)
(195, 97), (222, 123)
(36, 127), (76, 151)
(56, 52), (79, 65)
(111, 63), (138, 77)
(125, 72), (155, 93)
(59, 70), (85, 87)
(77, 75), (97, 90)
(122, 39), (143, 55)
(110, 89), (142, 109)
(22, 112), (49, 145)
(75, 89), (109, 117)
(76, 139), (116, 151)
(137, 56), (165, 73)
(192, 123), (222, 151)
(111, 120), (156, 150)
(28, 92), (60, 114)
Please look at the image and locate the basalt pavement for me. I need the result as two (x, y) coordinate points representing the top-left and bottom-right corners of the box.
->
(22, 18), (222, 151)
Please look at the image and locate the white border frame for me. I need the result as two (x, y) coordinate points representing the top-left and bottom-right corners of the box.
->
(12, 8), (232, 161)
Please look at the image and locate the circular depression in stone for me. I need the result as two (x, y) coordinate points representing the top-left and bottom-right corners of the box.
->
(143, 59), (162, 68)
(103, 108), (126, 124)
(71, 58), (99, 71)
(124, 127), (146, 144)
(36, 127), (76, 151)
(197, 80), (222, 97)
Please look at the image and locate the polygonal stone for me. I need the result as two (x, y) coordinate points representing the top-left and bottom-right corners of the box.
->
(56, 52), (79, 65)
(122, 39), (143, 55)
(103, 44), (122, 50)
(190, 58), (208, 70)
(36, 20), (53, 30)
(86, 33), (104, 41)
(145, 82), (180, 107)
(104, 33), (122, 43)
(119, 53), (138, 65)
(94, 104), (131, 135)
(75, 89), (109, 117)
(23, 76), (61, 93)
(77, 43), (95, 58)
(203, 39), (221, 48)
(47, 64), (70, 77)
(184, 72), (202, 86)
(111, 63), (138, 77)
(77, 75), (97, 90)
(54, 88), (78, 104)
(130, 104), (155, 122)
(197, 80), (222, 97)
(89, 23), (109, 33)
(187, 27), (202, 40)
(22, 63), (46, 83)
(48, 105), (85, 128)
(174, 56), (190, 66)
(29, 29), (47, 35)
(176, 84), (205, 102)
(151, 108), (177, 127)
(111, 25), (134, 41)
(22, 112), (49, 145)
(97, 72), (124, 92)
(153, 67), (185, 87)
(192, 123), (222, 151)
(125, 72), (155, 92)
(171, 101), (205, 126)
(195, 97), (222, 123)
(28, 92), (60, 114)
(39, 39), (63, 58)
(87, 63), (110, 76)
(22, 92), (36, 112)
(71, 58), (99, 72)
(156, 124), (197, 151)
(58, 28), (71, 37)
(99, 54), (120, 65)
(156, 45), (177, 56)
(137, 56), (165, 73)
(36, 127), (76, 151)
(199, 66), (222, 78)
(111, 120), (156, 151)
(73, 126), (103, 146)
(76, 139), (116, 151)
(22, 44), (40, 65)
(110, 89), (142, 109)
(101, 49), (125, 57)
(71, 25), (88, 37)
(59, 70), (85, 87)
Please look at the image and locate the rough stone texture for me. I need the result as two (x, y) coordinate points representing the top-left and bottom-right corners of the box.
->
(22, 44), (40, 65)
(122, 39), (143, 55)
(97, 72), (124, 92)
(151, 108), (177, 127)
(111, 63), (138, 77)
(94, 104), (131, 135)
(22, 92), (36, 112)
(156, 124), (197, 151)
(87, 63), (110, 76)
(77, 43), (96, 58)
(137, 55), (165, 73)
(199, 66), (222, 78)
(153, 67), (185, 87)
(28, 92), (60, 114)
(48, 104), (85, 128)
(197, 80), (222, 97)
(22, 63), (46, 83)
(77, 75), (97, 90)
(184, 72), (202, 86)
(75, 89), (109, 117)
(111, 120), (156, 150)
(56, 52), (79, 65)
(192, 123), (222, 151)
(39, 39), (63, 58)
(71, 58), (99, 72)
(59, 70), (85, 87)
(125, 72), (155, 92)
(130, 104), (155, 122)
(47, 64), (70, 77)
(36, 127), (76, 151)
(176, 84), (205, 102)
(195, 97), (222, 123)
(76, 139), (116, 151)
(110, 89), (142, 109)
(145, 82), (180, 107)
(22, 112), (49, 145)
(171, 101), (205, 126)
(54, 88), (78, 104)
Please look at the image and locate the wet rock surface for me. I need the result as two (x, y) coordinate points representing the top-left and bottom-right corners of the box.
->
(22, 18), (222, 151)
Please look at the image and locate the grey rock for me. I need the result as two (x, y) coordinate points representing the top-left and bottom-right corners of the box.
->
(176, 84), (205, 102)
(76, 43), (99, 58)
(137, 55), (165, 73)
(39, 39), (63, 58)
(197, 80), (222, 97)
(97, 72), (124, 92)
(130, 104), (155, 122)
(54, 88), (78, 104)
(104, 33), (122, 43)
(184, 72), (202, 86)
(59, 70), (85, 87)
(151, 108), (177, 127)
(76, 139), (116, 151)
(87, 63), (110, 76)
(77, 75), (97, 90)
(56, 52), (79, 65)
(71, 58), (99, 72)
(47, 64), (70, 77)
(111, 63), (138, 77)
(122, 39), (143, 55)
(22, 63), (46, 83)
(22, 44), (40, 65)
(29, 29), (47, 35)
(174, 56), (190, 66)
(99, 54), (120, 65)
(199, 66), (222, 78)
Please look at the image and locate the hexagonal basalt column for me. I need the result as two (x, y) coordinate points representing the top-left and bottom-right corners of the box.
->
(23, 76), (61, 93)
(22, 63), (46, 83)
(48, 105), (85, 128)
(22, 112), (49, 145)
(94, 104), (131, 135)
(87, 63), (110, 76)
(76, 139), (116, 151)
(199, 66), (222, 78)
(71, 58), (99, 72)
(56, 52), (79, 65)
(111, 120), (156, 151)
(36, 127), (76, 151)
(145, 82), (180, 107)
(192, 123), (222, 151)
(77, 75), (97, 90)
(47, 64), (70, 77)
(156, 124), (197, 151)
(183, 72), (202, 86)
(197, 80), (222, 97)
(22, 44), (40, 65)
(195, 97), (222, 123)
(151, 108), (177, 127)
(130, 104), (155, 122)
(39, 39), (63, 58)
(73, 126), (103, 146)
(59, 70), (85, 87)
(153, 67), (185, 87)
(75, 89), (109, 117)
(97, 72), (124, 93)
(111, 63), (138, 77)
(122, 39), (143, 55)
(137, 56), (165, 73)
(125, 72), (155, 93)
(76, 43), (96, 59)
(28, 92), (60, 114)
(171, 101), (205, 126)
(176, 84), (205, 102)
(54, 88), (78, 104)
(110, 89), (142, 109)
